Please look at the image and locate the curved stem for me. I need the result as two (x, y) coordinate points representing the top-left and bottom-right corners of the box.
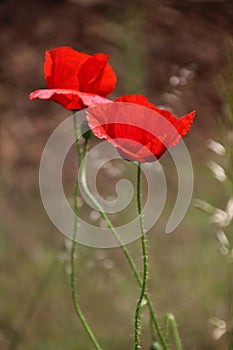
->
(71, 113), (102, 350)
(134, 163), (148, 350)
(164, 313), (183, 350)
(80, 157), (168, 350)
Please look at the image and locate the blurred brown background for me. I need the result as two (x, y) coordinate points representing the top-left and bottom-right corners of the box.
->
(1, 1), (233, 349)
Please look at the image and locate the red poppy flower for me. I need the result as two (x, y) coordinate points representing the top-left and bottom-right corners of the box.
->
(87, 94), (196, 162)
(29, 46), (117, 110)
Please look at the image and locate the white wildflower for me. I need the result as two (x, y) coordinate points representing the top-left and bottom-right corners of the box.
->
(207, 160), (227, 182)
(226, 198), (233, 222)
(193, 198), (215, 214)
(212, 199), (233, 227)
(207, 139), (226, 156)
(216, 230), (229, 248)
(209, 317), (227, 340)
(212, 209), (228, 227)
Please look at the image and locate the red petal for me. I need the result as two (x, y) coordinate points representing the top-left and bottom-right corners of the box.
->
(78, 53), (116, 96)
(157, 110), (196, 147)
(29, 89), (111, 110)
(115, 94), (152, 107)
(115, 94), (196, 147)
(98, 62), (117, 96)
(44, 46), (89, 90)
(78, 53), (108, 93)
(87, 100), (196, 162)
(87, 102), (168, 162)
(176, 111), (196, 137)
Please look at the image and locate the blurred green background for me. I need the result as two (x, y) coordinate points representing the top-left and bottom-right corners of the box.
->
(1, 0), (233, 349)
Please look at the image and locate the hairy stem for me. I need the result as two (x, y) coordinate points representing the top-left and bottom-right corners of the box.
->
(80, 157), (168, 350)
(164, 313), (183, 350)
(134, 163), (148, 349)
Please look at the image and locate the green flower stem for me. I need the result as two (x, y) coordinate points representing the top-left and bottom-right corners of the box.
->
(71, 113), (102, 350)
(134, 163), (148, 350)
(80, 157), (168, 350)
(73, 112), (82, 162)
(164, 313), (183, 350)
(150, 314), (156, 343)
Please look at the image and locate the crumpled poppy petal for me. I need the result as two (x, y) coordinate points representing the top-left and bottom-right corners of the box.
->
(87, 96), (196, 163)
(176, 111), (196, 137)
(30, 46), (117, 111)
(115, 94), (153, 107)
(78, 53), (116, 96)
(115, 94), (196, 148)
(155, 110), (196, 147)
(87, 110), (155, 163)
(30, 89), (111, 110)
(98, 62), (117, 96)
(44, 46), (89, 90)
(87, 102), (169, 161)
